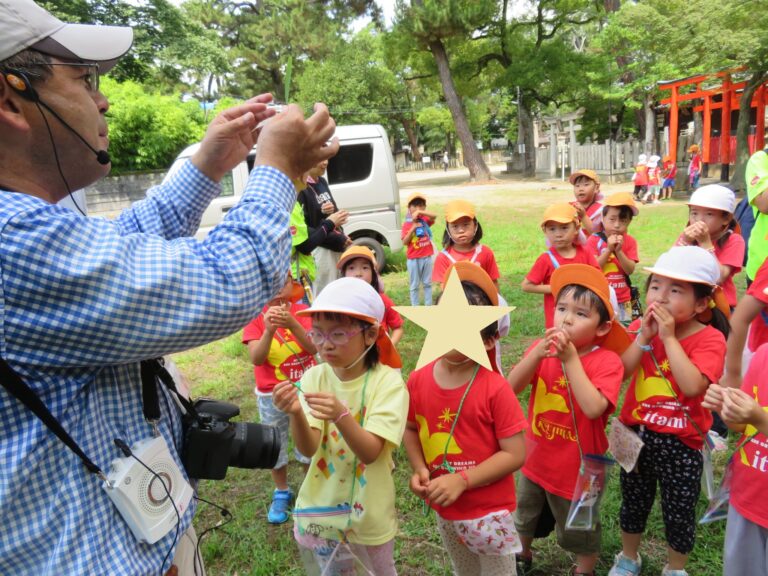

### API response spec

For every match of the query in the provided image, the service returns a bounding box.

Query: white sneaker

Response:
[661,564,688,576]
[608,552,642,576]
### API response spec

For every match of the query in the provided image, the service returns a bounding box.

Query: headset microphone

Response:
[3,69,110,165]
[35,99,111,165]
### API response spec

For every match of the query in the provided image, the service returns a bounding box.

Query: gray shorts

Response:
[725,505,768,576]
[258,393,311,469]
[514,474,601,555]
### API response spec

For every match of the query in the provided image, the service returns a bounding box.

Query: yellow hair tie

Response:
[708,299,716,309]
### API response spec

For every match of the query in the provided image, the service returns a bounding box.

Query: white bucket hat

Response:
[0,0,133,72]
[297,277,402,369]
[644,246,720,286]
[687,184,736,214]
[638,154,648,164]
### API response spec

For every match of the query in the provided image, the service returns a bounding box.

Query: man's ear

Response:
[596,320,612,339]
[0,75,33,133]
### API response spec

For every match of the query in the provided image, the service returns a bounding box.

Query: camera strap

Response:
[140,358,199,425]
[0,356,105,479]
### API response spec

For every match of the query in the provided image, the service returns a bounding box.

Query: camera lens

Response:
[230,422,280,470]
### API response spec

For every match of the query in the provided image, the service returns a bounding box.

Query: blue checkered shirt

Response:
[0,161,294,575]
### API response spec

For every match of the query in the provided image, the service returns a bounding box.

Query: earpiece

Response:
[2,67,110,166]
[2,68,38,102]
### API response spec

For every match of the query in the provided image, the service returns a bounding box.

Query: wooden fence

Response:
[535,139,645,183]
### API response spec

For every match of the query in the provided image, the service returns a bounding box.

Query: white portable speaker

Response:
[103,435,193,544]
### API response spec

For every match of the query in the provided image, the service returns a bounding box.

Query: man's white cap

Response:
[687,184,736,214]
[298,277,384,324]
[644,246,720,286]
[0,0,133,73]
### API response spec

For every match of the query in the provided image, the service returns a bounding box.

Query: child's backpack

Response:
[734,197,755,266]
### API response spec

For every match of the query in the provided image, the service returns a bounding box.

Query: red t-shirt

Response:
[731,345,768,529]
[525,245,600,328]
[619,321,726,449]
[648,166,661,186]
[520,344,622,500]
[432,244,500,284]
[663,160,677,179]
[586,233,639,303]
[242,302,316,394]
[634,165,649,186]
[401,217,435,259]
[675,231,745,307]
[380,292,403,332]
[747,260,768,352]
[407,361,527,520]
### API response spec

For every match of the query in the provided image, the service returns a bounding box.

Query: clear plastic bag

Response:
[699,458,733,525]
[701,444,716,501]
[608,419,644,473]
[566,454,615,531]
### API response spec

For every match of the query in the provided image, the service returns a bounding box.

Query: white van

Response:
[166,124,402,269]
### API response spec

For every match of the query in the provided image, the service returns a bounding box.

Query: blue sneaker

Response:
[267,489,293,524]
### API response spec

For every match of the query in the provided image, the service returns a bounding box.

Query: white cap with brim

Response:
[644,246,720,286]
[687,184,736,214]
[298,277,385,324]
[0,0,133,73]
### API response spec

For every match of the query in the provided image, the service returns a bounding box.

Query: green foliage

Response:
[102,77,208,173]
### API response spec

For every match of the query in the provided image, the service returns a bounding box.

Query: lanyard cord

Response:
[422,364,480,515]
[334,369,370,542]
[641,337,712,449]
[629,323,711,448]
[560,360,585,471]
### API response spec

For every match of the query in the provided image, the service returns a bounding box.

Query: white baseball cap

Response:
[687,184,736,214]
[644,246,720,286]
[297,277,402,368]
[0,0,133,73]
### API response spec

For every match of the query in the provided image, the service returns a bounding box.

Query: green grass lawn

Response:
[174,192,733,575]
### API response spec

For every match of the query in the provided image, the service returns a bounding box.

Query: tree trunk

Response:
[520,102,536,177]
[401,117,420,162]
[428,38,491,181]
[643,94,655,153]
[731,71,767,193]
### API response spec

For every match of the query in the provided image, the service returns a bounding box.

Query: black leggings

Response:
[619,428,703,554]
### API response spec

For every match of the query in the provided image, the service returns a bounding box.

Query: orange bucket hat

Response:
[550,264,632,355]
[442,261,499,306]
[444,199,476,223]
[603,192,639,216]
[568,169,600,185]
[541,203,580,227]
[337,245,377,271]
[297,277,402,368]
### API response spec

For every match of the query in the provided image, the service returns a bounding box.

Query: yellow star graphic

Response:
[556,376,568,389]
[439,407,457,425]
[659,359,671,373]
[394,268,513,370]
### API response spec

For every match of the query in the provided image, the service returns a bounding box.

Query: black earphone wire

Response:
[33,99,87,217]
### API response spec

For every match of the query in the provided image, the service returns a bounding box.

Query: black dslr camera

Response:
[182,399,280,480]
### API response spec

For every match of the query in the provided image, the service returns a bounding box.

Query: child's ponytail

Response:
[693,283,730,338]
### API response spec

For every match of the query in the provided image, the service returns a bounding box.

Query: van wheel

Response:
[352,237,386,273]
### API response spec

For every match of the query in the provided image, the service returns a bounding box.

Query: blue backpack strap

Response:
[545,250,560,269]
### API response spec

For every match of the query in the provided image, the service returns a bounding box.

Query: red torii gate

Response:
[658,70,767,180]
